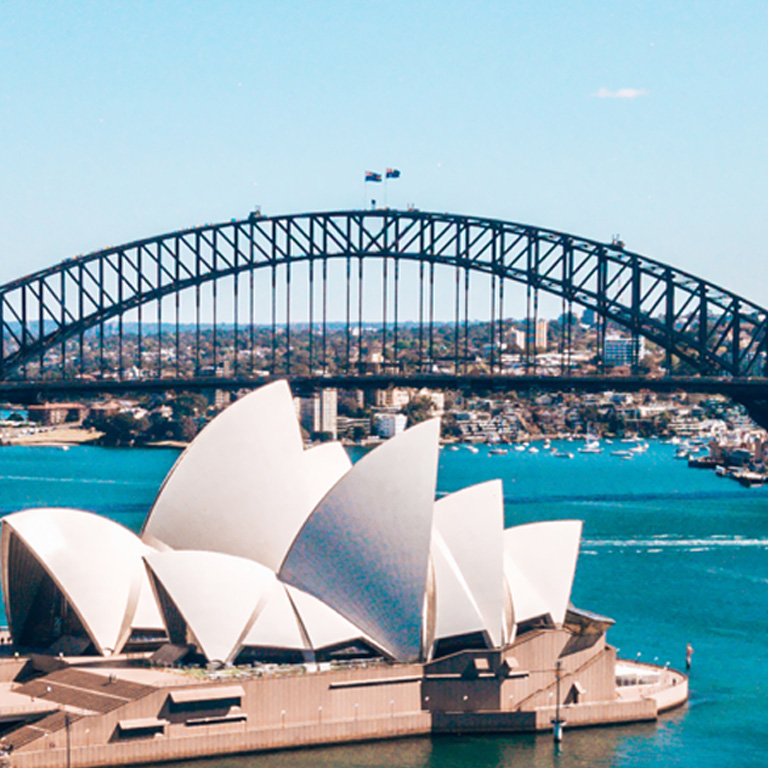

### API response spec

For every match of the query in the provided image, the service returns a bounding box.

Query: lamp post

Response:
[552,660,565,743]
[65,711,71,768]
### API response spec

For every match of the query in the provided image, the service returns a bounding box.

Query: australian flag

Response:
[365,171,382,182]
[386,168,401,179]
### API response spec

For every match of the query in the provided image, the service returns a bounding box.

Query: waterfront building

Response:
[417,387,445,416]
[335,415,372,441]
[26,402,89,425]
[374,387,411,410]
[374,411,407,438]
[0,381,687,767]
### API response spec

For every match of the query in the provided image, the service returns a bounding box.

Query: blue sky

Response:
[2,1,767,308]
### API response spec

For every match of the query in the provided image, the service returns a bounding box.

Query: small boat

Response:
[543,439,552,450]
[466,445,479,454]
[489,447,508,456]
[448,445,460,452]
[528,446,539,454]
[514,444,527,452]
[733,470,767,488]
[688,455,718,469]
[612,450,632,457]
[578,440,602,454]
[555,451,574,459]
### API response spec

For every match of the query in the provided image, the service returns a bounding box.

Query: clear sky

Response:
[2,1,767,307]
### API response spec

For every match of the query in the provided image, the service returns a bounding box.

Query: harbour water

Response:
[0,440,766,767]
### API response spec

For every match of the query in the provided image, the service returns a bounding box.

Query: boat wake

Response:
[582,536,768,550]
[0,474,142,485]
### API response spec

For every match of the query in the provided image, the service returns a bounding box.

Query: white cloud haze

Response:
[594,87,648,99]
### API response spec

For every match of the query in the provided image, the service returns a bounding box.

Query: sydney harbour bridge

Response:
[2,209,768,426]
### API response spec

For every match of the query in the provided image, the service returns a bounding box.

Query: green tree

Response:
[173,393,209,419]
[89,411,151,446]
[401,395,435,425]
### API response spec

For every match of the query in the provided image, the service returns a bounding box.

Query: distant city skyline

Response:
[2,1,767,310]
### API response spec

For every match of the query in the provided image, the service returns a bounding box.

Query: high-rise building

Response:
[510,328,526,351]
[604,336,645,367]
[514,319,548,352]
[297,388,338,438]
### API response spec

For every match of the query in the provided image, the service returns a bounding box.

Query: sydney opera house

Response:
[0,382,686,768]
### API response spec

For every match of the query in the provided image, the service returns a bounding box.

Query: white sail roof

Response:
[303,442,352,511]
[1,508,156,655]
[285,585,378,652]
[432,480,504,647]
[503,520,582,627]
[131,571,166,632]
[241,581,377,656]
[142,382,350,571]
[431,531,485,641]
[144,550,276,665]
[280,419,440,662]
[0,381,591,666]
[242,582,307,651]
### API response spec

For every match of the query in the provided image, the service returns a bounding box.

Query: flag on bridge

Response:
[386,168,401,179]
[365,171,382,182]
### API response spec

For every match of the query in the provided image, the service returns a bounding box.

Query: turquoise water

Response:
[0,440,766,767]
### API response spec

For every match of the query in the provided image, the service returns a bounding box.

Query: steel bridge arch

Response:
[1,209,767,380]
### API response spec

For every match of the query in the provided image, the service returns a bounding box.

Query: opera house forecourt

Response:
[0,381,687,768]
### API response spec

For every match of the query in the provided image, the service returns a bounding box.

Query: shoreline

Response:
[0,427,191,449]
[0,426,104,447]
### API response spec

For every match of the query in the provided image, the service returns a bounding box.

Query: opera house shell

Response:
[1,381,582,665]
[0,381,687,767]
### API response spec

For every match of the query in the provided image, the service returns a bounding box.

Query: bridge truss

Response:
[1,210,766,387]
